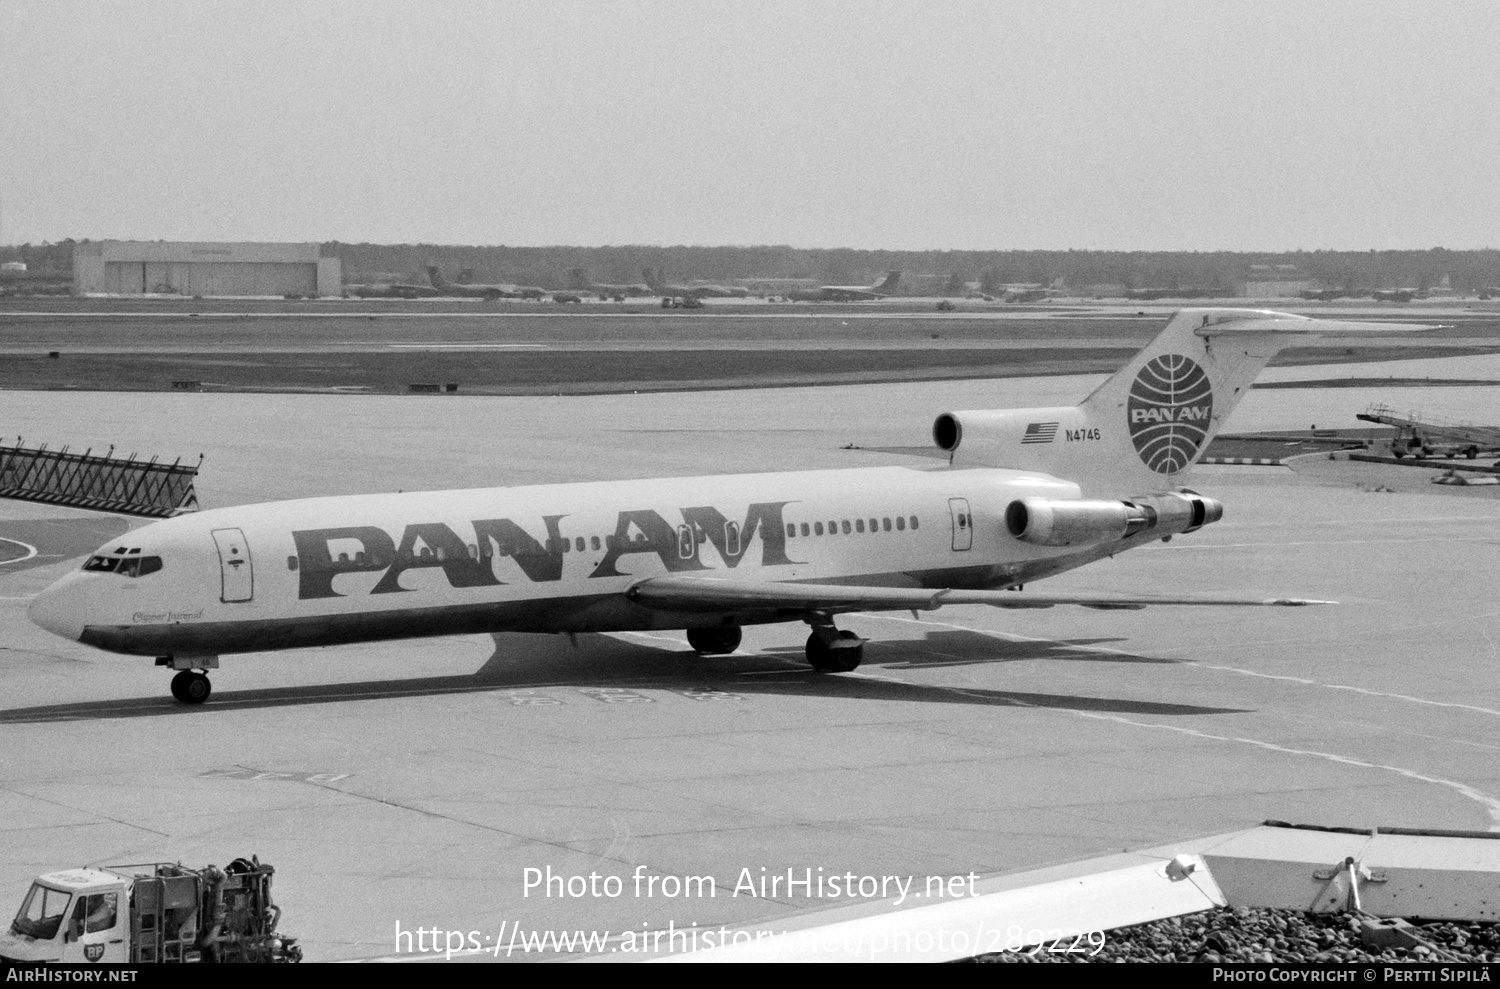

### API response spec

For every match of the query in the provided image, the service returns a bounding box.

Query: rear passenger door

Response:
[948,498,973,552]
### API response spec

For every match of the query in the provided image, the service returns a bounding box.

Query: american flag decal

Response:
[1022,422,1059,444]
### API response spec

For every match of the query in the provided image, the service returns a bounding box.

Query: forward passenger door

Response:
[211,528,254,602]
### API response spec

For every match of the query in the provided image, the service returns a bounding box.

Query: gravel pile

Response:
[971,907,1500,963]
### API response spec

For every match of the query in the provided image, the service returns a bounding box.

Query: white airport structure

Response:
[73,240,341,297]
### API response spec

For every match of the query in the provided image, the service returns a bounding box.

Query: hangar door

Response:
[100,261,317,296]
[184,262,316,296]
[103,262,147,294]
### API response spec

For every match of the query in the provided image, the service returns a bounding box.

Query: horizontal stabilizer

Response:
[627,575,1333,614]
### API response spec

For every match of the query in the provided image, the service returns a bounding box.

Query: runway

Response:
[2,357,1499,960]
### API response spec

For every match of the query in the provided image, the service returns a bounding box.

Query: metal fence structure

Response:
[0,440,200,517]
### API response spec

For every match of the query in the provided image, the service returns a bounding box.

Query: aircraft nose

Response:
[28,574,87,642]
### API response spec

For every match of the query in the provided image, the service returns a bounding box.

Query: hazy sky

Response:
[3,0,1498,250]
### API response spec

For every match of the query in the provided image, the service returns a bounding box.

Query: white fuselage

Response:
[30,465,1095,658]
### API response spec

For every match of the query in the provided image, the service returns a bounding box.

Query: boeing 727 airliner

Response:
[28,309,1431,703]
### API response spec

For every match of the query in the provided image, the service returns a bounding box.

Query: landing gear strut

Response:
[170,670,212,704]
[805,621,865,672]
[687,626,742,655]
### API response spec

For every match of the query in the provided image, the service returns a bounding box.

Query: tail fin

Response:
[642,268,664,291]
[425,265,449,290]
[936,308,1438,495]
[874,271,902,294]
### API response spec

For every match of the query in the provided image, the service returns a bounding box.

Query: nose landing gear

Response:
[157,655,219,705]
[170,670,212,704]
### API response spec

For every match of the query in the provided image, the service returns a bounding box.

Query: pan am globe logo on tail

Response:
[1128,354,1214,473]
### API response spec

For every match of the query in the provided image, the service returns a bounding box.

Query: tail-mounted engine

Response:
[1004,492,1222,547]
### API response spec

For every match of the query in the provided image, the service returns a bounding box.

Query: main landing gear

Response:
[157,656,218,705]
[687,626,742,655]
[805,620,865,672]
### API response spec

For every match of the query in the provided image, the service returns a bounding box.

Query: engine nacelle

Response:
[1005,493,1222,547]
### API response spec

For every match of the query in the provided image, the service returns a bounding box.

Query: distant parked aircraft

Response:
[426,266,545,300]
[642,269,750,299]
[786,271,903,303]
[567,268,651,298]
[1002,286,1055,303]
[344,281,440,300]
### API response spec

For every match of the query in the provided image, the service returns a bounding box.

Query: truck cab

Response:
[1,869,128,964]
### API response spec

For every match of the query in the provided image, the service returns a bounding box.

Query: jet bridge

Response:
[0,440,200,518]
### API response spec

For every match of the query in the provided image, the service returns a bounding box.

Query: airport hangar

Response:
[72,240,342,297]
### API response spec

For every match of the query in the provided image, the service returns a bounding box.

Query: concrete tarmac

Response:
[2,360,1499,961]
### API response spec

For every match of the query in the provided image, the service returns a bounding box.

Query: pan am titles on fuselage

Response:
[30,309,1433,703]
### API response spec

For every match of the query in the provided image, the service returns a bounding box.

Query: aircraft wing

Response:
[626,575,1332,613]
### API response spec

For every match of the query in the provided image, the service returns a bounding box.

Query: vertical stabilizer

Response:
[873,271,902,294]
[935,308,1437,495]
[425,265,449,290]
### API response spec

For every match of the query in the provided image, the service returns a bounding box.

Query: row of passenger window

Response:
[288,514,923,571]
[290,535,640,570]
[787,515,918,537]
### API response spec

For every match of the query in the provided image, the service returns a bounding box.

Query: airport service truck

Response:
[0,856,301,963]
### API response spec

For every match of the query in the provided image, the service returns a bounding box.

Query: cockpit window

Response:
[84,555,163,577]
[10,882,71,940]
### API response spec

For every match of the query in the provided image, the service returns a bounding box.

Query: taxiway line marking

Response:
[1221,514,1500,529]
[835,640,1500,830]
[865,612,1500,719]
[996,700,1500,830]
[1171,536,1484,550]
[0,538,39,566]
[1187,662,1500,720]
[856,612,1500,826]
[0,784,173,838]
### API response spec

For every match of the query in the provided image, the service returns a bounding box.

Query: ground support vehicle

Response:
[1,856,301,963]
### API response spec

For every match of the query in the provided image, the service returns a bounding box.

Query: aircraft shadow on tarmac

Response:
[0,630,1245,724]
[837,628,1180,670]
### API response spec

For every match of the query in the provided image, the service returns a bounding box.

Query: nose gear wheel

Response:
[170,669,212,704]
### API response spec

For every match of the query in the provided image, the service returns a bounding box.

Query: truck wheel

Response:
[171,670,211,704]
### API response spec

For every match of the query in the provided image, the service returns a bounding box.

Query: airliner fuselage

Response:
[30,466,1088,660]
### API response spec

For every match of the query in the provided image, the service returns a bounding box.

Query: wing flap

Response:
[626,576,1333,614]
